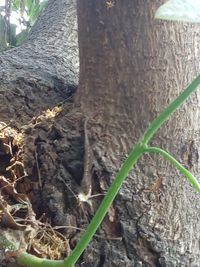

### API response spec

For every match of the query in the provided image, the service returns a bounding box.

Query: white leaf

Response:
[155,0,200,23]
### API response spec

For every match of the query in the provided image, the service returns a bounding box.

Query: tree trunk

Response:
[0,0,80,266]
[0,0,78,124]
[76,0,200,266]
[1,0,200,267]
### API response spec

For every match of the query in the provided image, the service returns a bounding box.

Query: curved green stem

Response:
[64,143,145,266]
[17,253,65,267]
[16,74,200,266]
[145,146,200,193]
[142,74,200,145]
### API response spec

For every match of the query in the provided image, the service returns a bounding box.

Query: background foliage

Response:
[0,0,48,51]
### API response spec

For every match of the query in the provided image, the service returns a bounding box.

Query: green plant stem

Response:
[16,74,200,267]
[17,253,65,267]
[142,74,200,145]
[64,143,145,267]
[145,146,200,193]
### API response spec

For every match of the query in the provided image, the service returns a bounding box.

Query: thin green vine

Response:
[64,75,200,266]
[142,74,200,145]
[17,253,65,267]
[144,146,200,193]
[64,143,145,267]
[14,74,200,267]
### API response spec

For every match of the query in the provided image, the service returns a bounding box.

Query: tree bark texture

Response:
[0,0,200,266]
[0,0,81,266]
[76,0,200,266]
[0,0,78,124]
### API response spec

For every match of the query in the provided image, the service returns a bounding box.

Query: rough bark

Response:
[76,0,200,266]
[0,0,78,124]
[1,0,200,267]
[0,0,81,266]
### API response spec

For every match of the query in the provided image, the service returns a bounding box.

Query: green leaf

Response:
[16,29,29,46]
[0,14,7,51]
[11,0,21,11]
[155,0,200,23]
[20,0,26,17]
[9,23,17,47]
[29,3,40,25]
[28,0,47,25]
[26,0,33,12]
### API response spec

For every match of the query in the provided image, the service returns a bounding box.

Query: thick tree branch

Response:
[0,0,79,123]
